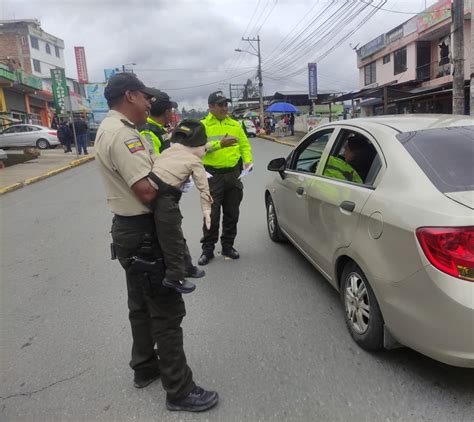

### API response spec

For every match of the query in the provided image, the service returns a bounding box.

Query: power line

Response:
[359,0,450,15]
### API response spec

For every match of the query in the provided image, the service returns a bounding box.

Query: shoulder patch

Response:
[125,138,145,153]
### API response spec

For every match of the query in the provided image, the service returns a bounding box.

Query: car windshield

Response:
[397,126,474,193]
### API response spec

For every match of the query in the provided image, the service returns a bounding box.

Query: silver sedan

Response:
[265,114,474,368]
[0,124,60,149]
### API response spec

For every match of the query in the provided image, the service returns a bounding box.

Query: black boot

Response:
[166,386,219,412]
[162,278,196,294]
[186,266,205,278]
[222,247,240,260]
[198,251,214,266]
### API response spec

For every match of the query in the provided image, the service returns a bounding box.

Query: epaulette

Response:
[121,119,136,129]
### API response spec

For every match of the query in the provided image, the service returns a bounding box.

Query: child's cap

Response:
[171,119,207,147]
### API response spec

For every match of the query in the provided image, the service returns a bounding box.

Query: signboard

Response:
[358,34,385,59]
[417,0,451,33]
[104,68,118,82]
[84,83,108,112]
[74,46,89,83]
[308,63,318,99]
[50,68,69,115]
[386,26,403,44]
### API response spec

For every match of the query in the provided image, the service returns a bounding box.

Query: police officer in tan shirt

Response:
[95,73,218,412]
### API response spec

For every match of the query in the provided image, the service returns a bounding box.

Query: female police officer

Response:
[95,73,218,412]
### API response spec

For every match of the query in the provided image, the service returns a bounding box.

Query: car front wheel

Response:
[266,195,286,242]
[36,139,50,149]
[341,262,383,350]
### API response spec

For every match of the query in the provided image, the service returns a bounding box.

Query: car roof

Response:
[325,114,474,134]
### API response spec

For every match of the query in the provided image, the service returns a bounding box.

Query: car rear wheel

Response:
[341,262,383,350]
[36,138,50,149]
[266,195,286,242]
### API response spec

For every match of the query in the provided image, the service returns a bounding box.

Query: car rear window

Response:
[396,126,474,193]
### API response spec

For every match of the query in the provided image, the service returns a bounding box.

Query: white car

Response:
[240,119,257,137]
[0,124,60,149]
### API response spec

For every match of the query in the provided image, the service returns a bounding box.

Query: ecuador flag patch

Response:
[125,139,145,153]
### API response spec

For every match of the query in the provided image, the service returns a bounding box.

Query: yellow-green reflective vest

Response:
[323,156,363,184]
[140,117,168,155]
[201,113,253,168]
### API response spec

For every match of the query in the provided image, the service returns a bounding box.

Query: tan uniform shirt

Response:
[95,110,155,216]
[152,143,213,213]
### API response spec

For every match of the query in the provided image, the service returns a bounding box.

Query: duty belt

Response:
[205,163,240,174]
[147,172,182,201]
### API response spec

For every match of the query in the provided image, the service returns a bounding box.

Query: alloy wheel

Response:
[344,272,370,334]
[267,201,276,235]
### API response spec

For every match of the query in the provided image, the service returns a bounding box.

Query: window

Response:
[55,46,60,58]
[32,59,41,73]
[4,125,28,133]
[397,127,474,193]
[45,43,51,54]
[291,129,334,173]
[383,54,391,64]
[323,129,380,185]
[30,36,39,49]
[438,35,450,66]
[364,62,376,86]
[394,47,407,75]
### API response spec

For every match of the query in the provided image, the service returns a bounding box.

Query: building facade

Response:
[354,0,472,115]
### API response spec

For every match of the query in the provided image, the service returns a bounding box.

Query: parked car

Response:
[265,115,474,368]
[0,124,60,149]
[239,119,257,137]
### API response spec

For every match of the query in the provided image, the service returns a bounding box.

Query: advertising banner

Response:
[308,63,318,99]
[104,68,118,82]
[417,0,451,33]
[74,47,89,83]
[84,83,108,112]
[50,68,69,115]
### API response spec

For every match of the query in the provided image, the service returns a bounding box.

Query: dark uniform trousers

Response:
[153,193,192,281]
[111,214,195,400]
[201,167,243,253]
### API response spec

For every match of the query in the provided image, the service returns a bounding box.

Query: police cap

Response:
[104,73,158,100]
[171,119,207,147]
[208,90,231,105]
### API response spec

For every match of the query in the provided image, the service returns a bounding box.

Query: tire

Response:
[36,139,50,149]
[341,262,384,350]
[266,195,286,242]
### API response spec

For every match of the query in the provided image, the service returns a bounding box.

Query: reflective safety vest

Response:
[201,113,253,169]
[140,117,169,155]
[323,156,363,184]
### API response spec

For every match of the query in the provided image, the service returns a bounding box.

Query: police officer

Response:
[95,73,218,412]
[198,91,253,265]
[139,90,177,155]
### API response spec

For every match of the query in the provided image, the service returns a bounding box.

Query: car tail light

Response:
[48,131,57,136]
[416,227,474,281]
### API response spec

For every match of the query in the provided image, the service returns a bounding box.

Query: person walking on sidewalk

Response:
[288,113,295,136]
[140,91,177,155]
[95,72,218,413]
[70,116,89,155]
[57,120,73,153]
[198,90,253,265]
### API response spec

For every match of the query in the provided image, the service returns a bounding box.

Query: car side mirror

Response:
[267,157,286,172]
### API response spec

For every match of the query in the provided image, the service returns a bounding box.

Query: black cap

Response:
[151,90,178,109]
[171,119,207,147]
[104,73,157,101]
[208,90,231,104]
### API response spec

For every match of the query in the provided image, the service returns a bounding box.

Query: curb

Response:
[0,155,95,195]
[258,134,297,148]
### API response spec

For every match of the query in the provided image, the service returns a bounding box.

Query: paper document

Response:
[238,163,254,179]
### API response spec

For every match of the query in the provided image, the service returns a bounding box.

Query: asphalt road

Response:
[1,138,473,422]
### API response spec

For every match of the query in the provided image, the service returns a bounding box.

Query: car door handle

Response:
[296,186,305,195]
[340,201,355,212]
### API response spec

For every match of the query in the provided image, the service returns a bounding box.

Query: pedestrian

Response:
[289,113,295,136]
[148,119,213,294]
[70,116,88,155]
[140,90,177,155]
[198,90,253,265]
[57,119,73,153]
[95,72,218,412]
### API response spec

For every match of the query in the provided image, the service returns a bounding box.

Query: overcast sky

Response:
[2,0,437,110]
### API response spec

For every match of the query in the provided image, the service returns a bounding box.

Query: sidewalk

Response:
[258,131,304,147]
[0,148,95,195]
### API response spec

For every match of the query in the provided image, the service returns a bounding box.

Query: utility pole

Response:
[452,0,465,114]
[470,0,474,116]
[240,36,264,120]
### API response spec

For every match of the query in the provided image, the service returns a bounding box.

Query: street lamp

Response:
[235,35,264,121]
[122,62,137,74]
